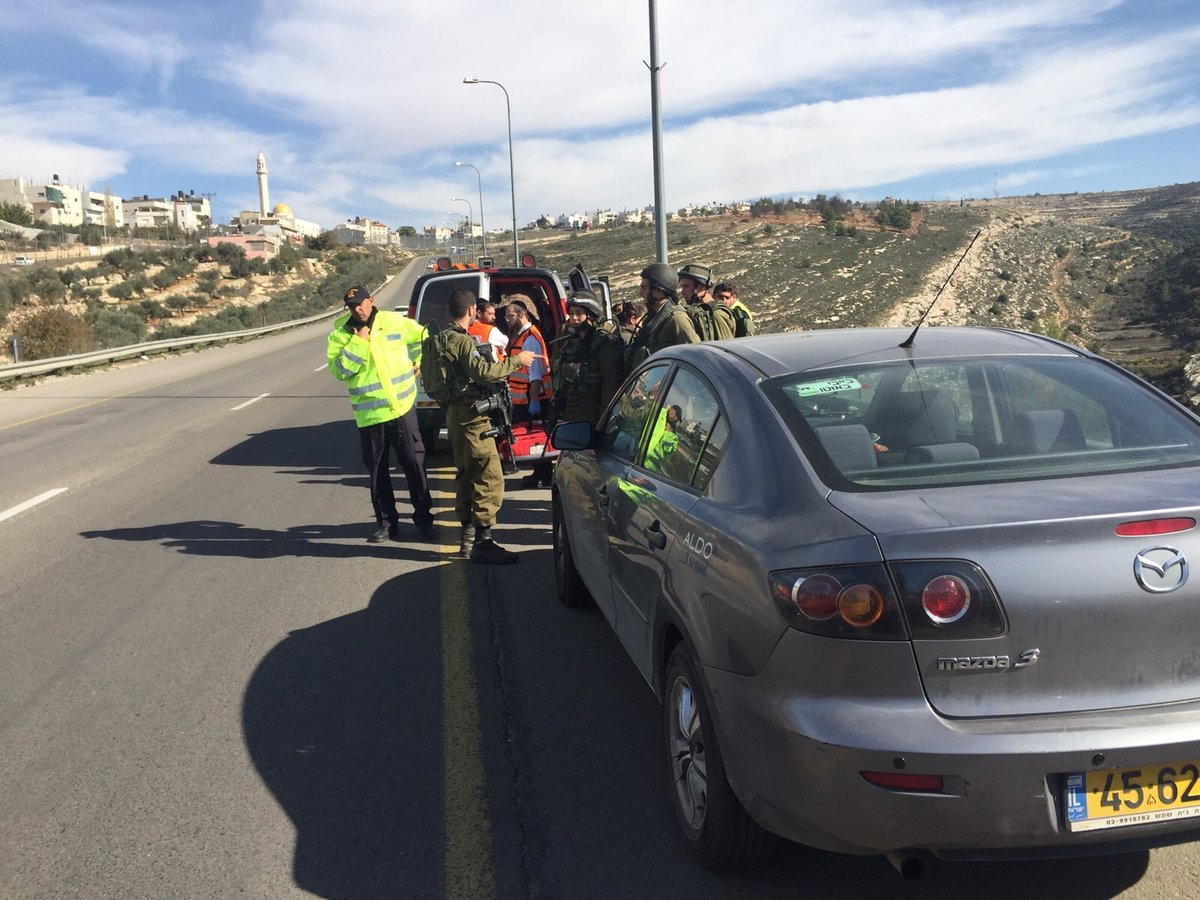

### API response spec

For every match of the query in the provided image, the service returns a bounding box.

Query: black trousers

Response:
[358,410,433,528]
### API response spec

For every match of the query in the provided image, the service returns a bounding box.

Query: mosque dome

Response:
[272,202,293,217]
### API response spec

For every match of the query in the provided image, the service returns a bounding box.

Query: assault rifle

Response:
[473,342,518,470]
[476,384,515,446]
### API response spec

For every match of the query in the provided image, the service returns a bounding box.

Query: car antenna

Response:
[899,229,981,349]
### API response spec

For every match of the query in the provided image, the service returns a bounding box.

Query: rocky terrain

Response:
[5,182,1199,400]
[527,182,1200,401]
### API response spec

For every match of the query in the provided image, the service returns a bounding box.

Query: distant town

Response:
[0,151,763,263]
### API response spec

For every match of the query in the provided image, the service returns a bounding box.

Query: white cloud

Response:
[9,0,190,91]
[1,0,1197,227]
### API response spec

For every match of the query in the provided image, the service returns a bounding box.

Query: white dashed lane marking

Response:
[0,488,68,523]
[229,393,270,411]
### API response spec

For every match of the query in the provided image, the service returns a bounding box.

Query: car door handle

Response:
[644,520,667,550]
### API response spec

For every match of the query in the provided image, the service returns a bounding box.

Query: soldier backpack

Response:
[420,330,464,405]
[731,304,755,337]
[684,302,718,342]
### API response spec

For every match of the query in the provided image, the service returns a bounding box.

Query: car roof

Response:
[663,326,1088,379]
[421,266,562,280]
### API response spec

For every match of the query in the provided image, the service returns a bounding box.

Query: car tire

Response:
[552,498,593,608]
[663,644,777,871]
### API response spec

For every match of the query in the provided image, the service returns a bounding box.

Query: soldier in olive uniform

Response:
[521,290,625,488]
[434,288,537,563]
[617,299,647,347]
[624,262,700,374]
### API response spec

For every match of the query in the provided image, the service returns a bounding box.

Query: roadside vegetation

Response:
[526,183,1200,401]
[0,241,395,362]
[5,182,1200,402]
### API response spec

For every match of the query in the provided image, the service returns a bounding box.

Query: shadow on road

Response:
[228,540,1155,900]
[241,565,449,899]
[210,420,359,473]
[79,519,444,561]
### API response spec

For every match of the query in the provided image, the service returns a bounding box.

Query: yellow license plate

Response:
[1064,760,1200,832]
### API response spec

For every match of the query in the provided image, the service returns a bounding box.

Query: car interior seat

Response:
[1009,408,1087,454]
[906,442,981,463]
[872,391,958,451]
[815,424,878,473]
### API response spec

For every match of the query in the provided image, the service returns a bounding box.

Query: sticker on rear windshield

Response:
[796,377,862,396]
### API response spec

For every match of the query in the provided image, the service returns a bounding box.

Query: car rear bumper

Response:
[703,630,1200,857]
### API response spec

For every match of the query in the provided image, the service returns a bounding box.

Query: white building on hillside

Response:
[85,190,124,229]
[123,196,173,229]
[10,176,87,226]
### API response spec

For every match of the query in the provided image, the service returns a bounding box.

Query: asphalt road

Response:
[2,263,1199,898]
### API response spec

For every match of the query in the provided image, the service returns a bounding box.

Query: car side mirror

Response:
[552,420,594,451]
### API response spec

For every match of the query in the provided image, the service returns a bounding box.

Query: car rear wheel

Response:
[552,498,592,608]
[664,644,777,871]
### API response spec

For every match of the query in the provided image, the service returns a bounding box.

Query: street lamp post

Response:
[463,77,518,266]
[455,161,486,258]
[445,212,466,261]
[450,197,475,261]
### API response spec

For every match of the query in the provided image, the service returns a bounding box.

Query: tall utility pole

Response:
[647,0,668,263]
[201,192,217,233]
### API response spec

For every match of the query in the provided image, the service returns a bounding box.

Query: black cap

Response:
[344,285,371,306]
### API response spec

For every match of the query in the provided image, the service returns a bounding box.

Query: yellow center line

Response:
[434,469,495,899]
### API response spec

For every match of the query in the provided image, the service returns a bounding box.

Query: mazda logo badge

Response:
[1133,546,1188,594]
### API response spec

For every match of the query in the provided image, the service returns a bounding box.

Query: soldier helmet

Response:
[676,263,713,288]
[640,262,678,297]
[567,290,603,320]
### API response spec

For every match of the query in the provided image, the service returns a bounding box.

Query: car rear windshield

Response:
[764,355,1200,490]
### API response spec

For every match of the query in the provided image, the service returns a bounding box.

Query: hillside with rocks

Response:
[5,182,1199,403]
[0,242,409,366]
[527,182,1200,402]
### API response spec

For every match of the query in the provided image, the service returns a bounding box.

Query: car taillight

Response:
[770,565,906,639]
[1115,517,1195,536]
[839,583,886,627]
[889,561,1007,638]
[860,771,945,793]
[921,575,971,624]
[791,574,839,620]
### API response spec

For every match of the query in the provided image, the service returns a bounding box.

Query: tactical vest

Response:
[553,329,614,396]
[730,301,755,337]
[684,302,718,342]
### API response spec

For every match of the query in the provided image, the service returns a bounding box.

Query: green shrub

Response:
[107,281,137,301]
[139,299,170,318]
[18,307,98,358]
[87,307,147,348]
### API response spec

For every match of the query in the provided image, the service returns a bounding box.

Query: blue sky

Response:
[1,0,1198,232]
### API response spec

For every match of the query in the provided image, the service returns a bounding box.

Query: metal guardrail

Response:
[0,276,395,383]
[0,308,342,382]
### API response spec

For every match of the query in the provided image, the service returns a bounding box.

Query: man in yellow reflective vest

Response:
[327,284,435,542]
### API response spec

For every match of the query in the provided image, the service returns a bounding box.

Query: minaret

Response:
[256,151,269,217]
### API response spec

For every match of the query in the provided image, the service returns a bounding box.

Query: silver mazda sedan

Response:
[550,326,1200,875]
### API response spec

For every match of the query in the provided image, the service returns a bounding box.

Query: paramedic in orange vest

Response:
[468,298,508,359]
[502,294,551,423]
